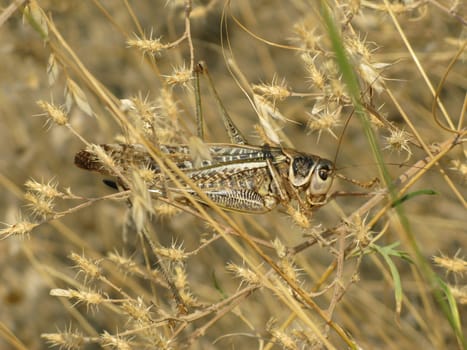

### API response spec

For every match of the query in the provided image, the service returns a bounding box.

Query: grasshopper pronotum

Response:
[74,63,337,216]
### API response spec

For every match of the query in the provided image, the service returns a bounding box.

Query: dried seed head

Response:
[127,32,167,56]
[41,329,84,350]
[357,60,388,94]
[252,76,291,102]
[346,214,372,248]
[342,0,362,16]
[165,64,192,87]
[173,264,188,290]
[0,220,38,239]
[107,251,143,276]
[301,53,326,90]
[226,263,261,287]
[307,104,342,140]
[254,94,290,124]
[69,252,102,283]
[134,165,158,186]
[384,128,413,161]
[156,89,181,144]
[433,252,466,276]
[272,238,287,259]
[24,192,55,220]
[292,22,321,51]
[100,331,132,350]
[125,94,157,122]
[155,243,187,262]
[121,297,153,323]
[346,35,373,62]
[154,203,181,217]
[129,95,158,135]
[173,264,198,307]
[25,179,62,199]
[50,288,106,310]
[130,170,153,233]
[266,319,298,350]
[345,35,389,93]
[37,100,68,126]
[322,59,339,77]
[328,79,348,103]
[91,144,117,171]
[279,258,300,285]
[123,92,178,143]
[286,206,310,228]
[448,284,467,305]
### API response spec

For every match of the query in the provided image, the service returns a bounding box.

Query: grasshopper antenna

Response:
[333,108,379,189]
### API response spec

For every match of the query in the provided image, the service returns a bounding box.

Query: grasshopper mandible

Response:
[74,64,336,215]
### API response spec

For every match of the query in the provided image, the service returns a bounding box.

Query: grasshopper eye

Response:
[308,160,334,195]
[318,168,329,181]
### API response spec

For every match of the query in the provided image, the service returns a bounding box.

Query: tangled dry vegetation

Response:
[0,0,466,349]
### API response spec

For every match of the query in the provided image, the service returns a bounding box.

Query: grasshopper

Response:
[75,143,335,214]
[74,64,336,215]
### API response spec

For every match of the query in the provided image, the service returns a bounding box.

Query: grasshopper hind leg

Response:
[194,62,247,145]
[150,187,277,214]
[203,189,277,213]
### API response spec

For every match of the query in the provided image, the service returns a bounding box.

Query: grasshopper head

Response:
[285,150,335,204]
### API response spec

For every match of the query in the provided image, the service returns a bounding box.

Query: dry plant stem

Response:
[383,0,455,130]
[0,322,28,350]
[158,0,195,71]
[367,132,466,229]
[459,95,467,131]
[183,294,248,348]
[123,0,145,36]
[225,1,308,53]
[2,169,166,306]
[153,196,274,250]
[169,285,259,344]
[363,103,421,148]
[22,247,99,337]
[48,191,130,222]
[273,236,365,346]
[426,0,467,25]
[432,41,467,132]
[386,87,465,205]
[236,2,277,75]
[0,0,26,27]
[90,0,129,37]
[98,0,165,80]
[326,232,345,320]
[140,227,188,314]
